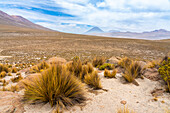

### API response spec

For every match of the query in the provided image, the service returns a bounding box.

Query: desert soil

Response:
[23,72,170,113]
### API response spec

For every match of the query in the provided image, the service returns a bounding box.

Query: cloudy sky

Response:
[0,0,170,33]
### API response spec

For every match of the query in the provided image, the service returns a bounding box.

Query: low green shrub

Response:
[158,56,170,92]
[99,63,114,70]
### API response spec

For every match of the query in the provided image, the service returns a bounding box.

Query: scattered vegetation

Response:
[8,72,12,76]
[118,57,132,68]
[0,71,7,78]
[104,69,117,78]
[147,59,161,69]
[92,57,105,67]
[117,106,136,113]
[2,79,9,86]
[23,64,86,108]
[7,85,19,92]
[0,64,9,73]
[158,56,170,92]
[84,71,102,89]
[11,74,23,83]
[99,63,114,70]
[122,61,143,82]
[12,67,17,73]
[29,60,50,73]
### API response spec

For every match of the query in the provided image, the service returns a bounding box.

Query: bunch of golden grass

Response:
[23,64,86,108]
[2,79,9,86]
[30,60,50,73]
[122,61,142,82]
[118,57,132,68]
[8,73,12,76]
[147,59,161,68]
[7,85,19,92]
[11,74,23,83]
[117,106,136,113]
[0,71,7,78]
[87,63,94,73]
[0,64,9,73]
[92,57,105,67]
[12,67,17,73]
[67,57,83,79]
[72,57,82,77]
[104,69,117,78]
[84,71,102,89]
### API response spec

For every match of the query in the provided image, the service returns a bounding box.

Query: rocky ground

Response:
[0,57,169,113]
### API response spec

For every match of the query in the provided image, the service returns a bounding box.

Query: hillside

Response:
[0,10,51,31]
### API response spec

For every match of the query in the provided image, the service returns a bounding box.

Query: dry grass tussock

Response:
[117,106,136,113]
[122,60,143,83]
[84,71,102,89]
[23,63,86,109]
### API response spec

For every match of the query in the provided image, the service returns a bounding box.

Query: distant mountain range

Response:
[85,27,170,40]
[0,10,51,31]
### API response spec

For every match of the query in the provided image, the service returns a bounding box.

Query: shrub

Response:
[111,69,117,78]
[87,63,94,73]
[2,79,9,86]
[72,57,82,77]
[118,57,132,68]
[30,60,50,73]
[81,65,88,80]
[84,71,102,89]
[67,57,83,79]
[122,61,142,82]
[11,74,23,83]
[104,69,111,77]
[99,63,114,70]
[23,64,86,108]
[0,71,7,78]
[8,73,12,76]
[104,69,117,78]
[0,64,9,73]
[147,60,161,69]
[92,57,105,67]
[7,85,19,92]
[12,67,17,73]
[16,72,21,75]
[117,106,136,113]
[158,57,170,92]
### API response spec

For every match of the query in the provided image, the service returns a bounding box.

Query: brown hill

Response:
[0,10,51,31]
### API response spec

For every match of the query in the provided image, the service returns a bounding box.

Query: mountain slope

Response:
[85,27,104,34]
[0,10,51,31]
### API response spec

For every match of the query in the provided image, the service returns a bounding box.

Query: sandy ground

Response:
[24,71,170,113]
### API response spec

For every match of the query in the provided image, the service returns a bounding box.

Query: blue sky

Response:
[0,0,170,33]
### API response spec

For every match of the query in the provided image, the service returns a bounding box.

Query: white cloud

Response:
[96,2,106,7]
[0,0,170,33]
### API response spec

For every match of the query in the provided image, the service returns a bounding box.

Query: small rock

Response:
[106,56,120,65]
[47,57,67,64]
[120,100,127,105]
[161,100,165,103]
